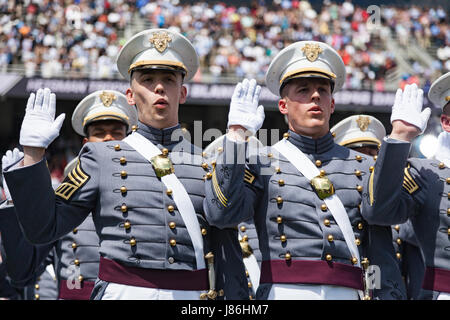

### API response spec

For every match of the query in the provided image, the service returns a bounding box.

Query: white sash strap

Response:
[124,132,205,270]
[238,234,260,293]
[272,139,361,267]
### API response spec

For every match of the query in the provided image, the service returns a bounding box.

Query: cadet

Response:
[331,114,408,300]
[203,40,430,299]
[4,28,246,300]
[0,90,137,299]
[389,72,450,299]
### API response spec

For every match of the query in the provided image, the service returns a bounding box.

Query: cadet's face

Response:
[126,70,187,129]
[84,120,127,143]
[441,103,450,132]
[279,78,335,139]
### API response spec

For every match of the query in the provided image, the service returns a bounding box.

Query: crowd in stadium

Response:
[0,0,448,91]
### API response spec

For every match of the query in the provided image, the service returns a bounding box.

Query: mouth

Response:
[153,98,169,109]
[308,105,323,114]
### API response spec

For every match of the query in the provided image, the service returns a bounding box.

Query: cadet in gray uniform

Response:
[331,115,407,300]
[390,72,450,299]
[3,28,246,300]
[0,90,137,300]
[203,41,431,299]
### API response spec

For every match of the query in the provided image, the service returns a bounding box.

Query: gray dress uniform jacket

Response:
[204,131,412,299]
[396,158,450,299]
[0,201,99,299]
[4,122,246,299]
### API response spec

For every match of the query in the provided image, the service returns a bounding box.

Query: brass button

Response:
[448,192,450,199]
[120,186,127,194]
[324,219,331,227]
[201,163,208,169]
[356,185,363,192]
[276,196,283,204]
[396,252,401,260]
[211,160,216,167]
[280,234,287,242]
[351,257,358,265]
[168,205,175,213]
[35,284,40,290]
[74,259,80,266]
[396,238,402,245]
[242,235,249,242]
[169,222,176,229]
[321,204,327,211]
[448,228,450,235]
[331,132,336,138]
[73,228,78,234]
[248,281,252,288]
[447,208,450,216]
[283,132,290,139]
[325,254,332,261]
[114,144,121,151]
[131,125,138,132]
[275,167,281,173]
[121,204,128,213]
[130,238,136,246]
[71,242,77,249]
[120,157,127,164]
[162,148,169,156]
[357,222,363,230]
[267,153,273,158]
[276,216,283,224]
[170,239,176,247]
[315,160,322,167]
[355,238,361,246]
[217,147,223,153]
[355,155,362,161]
[394,225,400,231]
[278,179,285,186]
[240,226,246,232]
[202,152,207,158]
[201,228,207,236]
[120,170,127,178]
[319,169,326,177]
[168,257,175,264]
[447,178,450,184]
[439,162,445,169]
[124,220,131,229]
[78,275,84,282]
[285,252,291,260]
[35,294,40,300]
[369,166,374,173]
[373,155,378,161]
[245,270,249,277]
[327,235,334,242]
[166,188,173,196]
[205,172,212,180]
[355,170,361,177]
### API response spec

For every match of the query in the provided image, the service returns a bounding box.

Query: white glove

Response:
[2,148,24,202]
[19,87,66,148]
[435,131,450,166]
[227,78,265,135]
[390,83,431,134]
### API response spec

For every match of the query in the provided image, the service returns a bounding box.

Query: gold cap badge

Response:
[99,91,117,107]
[356,116,371,132]
[301,43,323,62]
[149,31,172,53]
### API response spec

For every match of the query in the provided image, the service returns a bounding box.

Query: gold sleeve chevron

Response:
[402,164,419,194]
[55,160,90,201]
[211,164,228,208]
[244,169,255,185]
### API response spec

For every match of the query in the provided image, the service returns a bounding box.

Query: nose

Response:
[102,133,115,142]
[154,81,165,94]
[311,87,321,100]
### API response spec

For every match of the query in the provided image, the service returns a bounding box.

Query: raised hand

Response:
[227,78,265,135]
[2,148,24,202]
[390,83,431,142]
[19,88,66,148]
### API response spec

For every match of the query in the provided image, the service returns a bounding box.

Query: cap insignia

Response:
[149,32,172,53]
[301,43,323,62]
[356,116,371,132]
[100,91,117,107]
